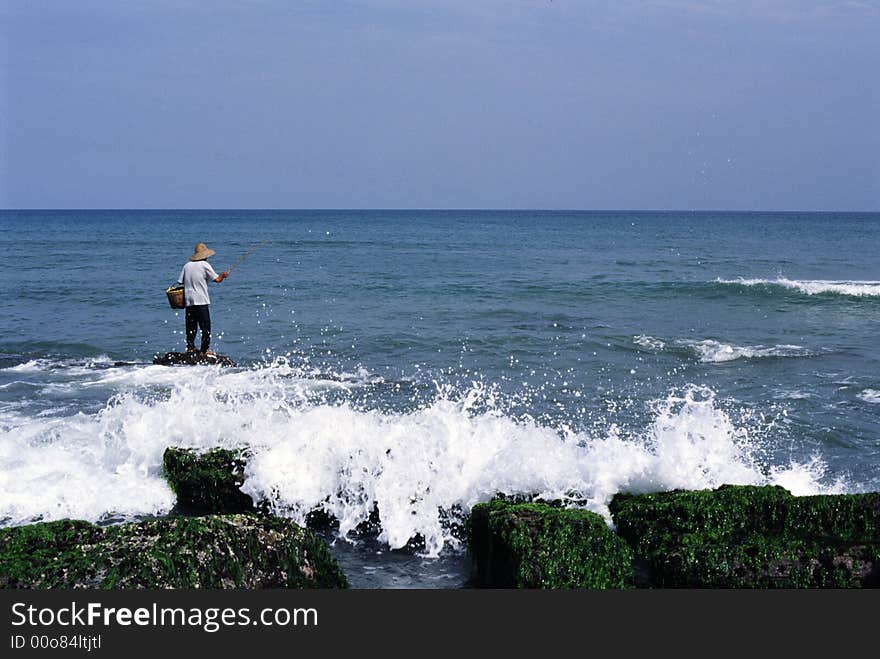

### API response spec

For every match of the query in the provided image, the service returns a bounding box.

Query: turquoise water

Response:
[2,210,879,585]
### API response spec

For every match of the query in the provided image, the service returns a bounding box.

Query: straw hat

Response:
[189,242,216,261]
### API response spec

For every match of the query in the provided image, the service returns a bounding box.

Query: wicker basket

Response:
[165,285,186,309]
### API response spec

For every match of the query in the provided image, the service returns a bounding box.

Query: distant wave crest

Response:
[633,335,666,351]
[633,335,813,363]
[858,389,880,404]
[2,356,116,373]
[716,278,880,297]
[680,339,812,364]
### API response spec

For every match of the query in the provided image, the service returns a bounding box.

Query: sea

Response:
[1,209,879,587]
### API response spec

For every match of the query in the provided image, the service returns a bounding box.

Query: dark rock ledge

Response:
[470,486,880,588]
[469,497,634,588]
[0,514,348,589]
[163,446,255,514]
[608,485,880,588]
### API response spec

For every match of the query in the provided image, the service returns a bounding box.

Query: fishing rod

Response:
[166,240,271,308]
[227,240,271,274]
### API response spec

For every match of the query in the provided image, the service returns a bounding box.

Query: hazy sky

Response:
[1,1,878,210]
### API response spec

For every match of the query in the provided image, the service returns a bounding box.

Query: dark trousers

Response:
[185,305,212,352]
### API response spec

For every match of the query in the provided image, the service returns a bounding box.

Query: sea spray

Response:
[0,360,845,556]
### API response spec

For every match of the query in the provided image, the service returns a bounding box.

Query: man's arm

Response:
[214,271,229,283]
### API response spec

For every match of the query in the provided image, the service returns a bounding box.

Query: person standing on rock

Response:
[178,242,229,356]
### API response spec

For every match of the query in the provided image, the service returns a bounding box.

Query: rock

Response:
[609,485,880,588]
[161,447,436,546]
[153,351,236,367]
[0,515,348,589]
[469,497,634,588]
[163,447,255,514]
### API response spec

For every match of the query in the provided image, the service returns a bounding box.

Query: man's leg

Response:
[197,306,212,353]
[185,307,197,351]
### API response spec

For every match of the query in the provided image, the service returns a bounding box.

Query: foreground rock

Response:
[469,497,634,588]
[164,447,255,514]
[610,485,880,588]
[162,447,394,539]
[0,515,348,589]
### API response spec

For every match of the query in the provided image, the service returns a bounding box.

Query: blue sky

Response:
[1,1,878,210]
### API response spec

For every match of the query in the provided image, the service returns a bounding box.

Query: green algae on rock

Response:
[469,498,634,588]
[161,447,414,541]
[163,447,254,514]
[0,515,348,589]
[609,485,880,588]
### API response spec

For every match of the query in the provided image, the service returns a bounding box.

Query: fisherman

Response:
[177,242,229,356]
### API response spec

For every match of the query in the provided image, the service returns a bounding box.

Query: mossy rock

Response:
[163,447,255,514]
[469,498,634,588]
[653,535,880,588]
[0,515,348,589]
[609,485,880,588]
[162,447,459,546]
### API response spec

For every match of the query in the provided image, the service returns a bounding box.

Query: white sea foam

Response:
[0,362,846,556]
[3,355,116,373]
[633,335,666,351]
[680,339,811,363]
[775,390,814,400]
[4,359,57,373]
[717,278,880,297]
[857,389,880,404]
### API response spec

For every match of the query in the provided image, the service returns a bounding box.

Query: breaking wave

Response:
[633,335,666,351]
[680,339,812,363]
[633,336,814,363]
[0,360,847,556]
[716,278,880,298]
[2,355,121,374]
